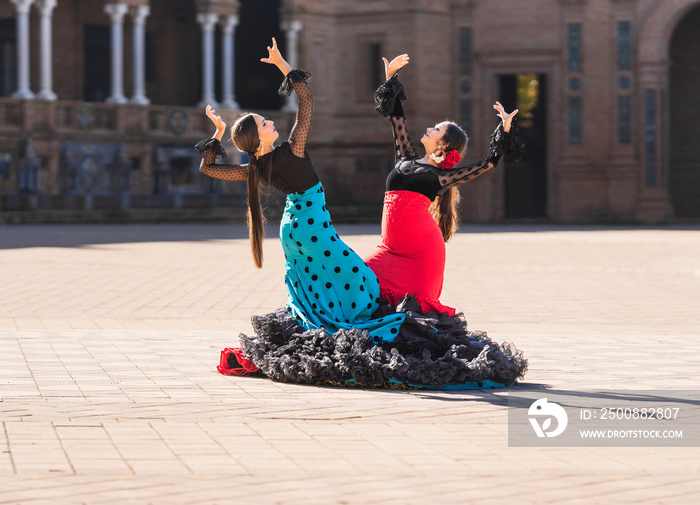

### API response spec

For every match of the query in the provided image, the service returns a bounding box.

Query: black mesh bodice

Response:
[375,75,524,201]
[196,70,319,195]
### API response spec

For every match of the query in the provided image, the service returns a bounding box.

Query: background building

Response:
[1,0,699,223]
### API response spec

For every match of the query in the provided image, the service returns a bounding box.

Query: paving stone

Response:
[0,224,699,503]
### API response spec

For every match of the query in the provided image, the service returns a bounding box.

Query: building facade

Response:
[1,0,699,222]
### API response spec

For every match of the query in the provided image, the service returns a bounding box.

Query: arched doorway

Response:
[669,5,700,218]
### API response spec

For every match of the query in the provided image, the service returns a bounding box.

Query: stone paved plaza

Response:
[0,223,699,504]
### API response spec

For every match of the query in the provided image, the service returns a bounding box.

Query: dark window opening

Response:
[83,25,111,102]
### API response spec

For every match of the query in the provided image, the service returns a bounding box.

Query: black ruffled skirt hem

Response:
[239,296,528,389]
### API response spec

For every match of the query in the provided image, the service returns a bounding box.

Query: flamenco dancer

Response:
[365,54,525,316]
[198,42,527,389]
[196,38,405,349]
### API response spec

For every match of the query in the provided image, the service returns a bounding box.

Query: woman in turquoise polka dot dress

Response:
[196,38,404,343]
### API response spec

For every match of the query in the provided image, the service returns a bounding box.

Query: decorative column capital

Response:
[197,12,220,32]
[10,0,35,15]
[222,15,239,35]
[131,5,150,25]
[37,0,57,16]
[105,3,129,23]
[283,20,303,35]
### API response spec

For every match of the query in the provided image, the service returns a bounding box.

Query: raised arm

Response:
[375,55,418,163]
[195,105,248,181]
[281,71,313,158]
[435,115,525,195]
[261,38,312,158]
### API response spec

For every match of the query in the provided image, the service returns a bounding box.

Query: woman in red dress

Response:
[365,54,524,316]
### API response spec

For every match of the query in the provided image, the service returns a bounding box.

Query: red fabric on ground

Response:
[217,347,260,376]
[364,190,456,317]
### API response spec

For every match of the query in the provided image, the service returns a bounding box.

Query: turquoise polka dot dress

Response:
[281,182,405,341]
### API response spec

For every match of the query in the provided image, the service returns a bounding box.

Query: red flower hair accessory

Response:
[438,150,461,170]
[217,347,260,376]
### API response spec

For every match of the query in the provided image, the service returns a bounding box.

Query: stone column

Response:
[221,15,239,109]
[282,20,303,112]
[130,5,150,105]
[10,0,36,100]
[104,3,129,104]
[37,0,57,100]
[197,13,219,108]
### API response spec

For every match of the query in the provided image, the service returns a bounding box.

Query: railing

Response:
[0,97,295,139]
[0,100,23,128]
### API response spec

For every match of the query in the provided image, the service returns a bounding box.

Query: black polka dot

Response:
[312,303,317,309]
[306,201,312,207]
[311,236,318,242]
[324,250,331,257]
[294,260,297,265]
[305,266,310,273]
[296,241,302,247]
[288,233,293,239]
[295,204,301,210]
[457,170,464,175]
[308,218,314,225]
[334,267,341,273]
[345,319,349,323]
[343,250,349,256]
[323,222,329,228]
[345,284,350,290]
[325,282,331,289]
[352,267,359,273]
[360,285,365,291]
[329,302,334,308]
[442,179,447,184]
[320,310,325,315]
[352,302,356,308]
[322,206,326,211]
[294,281,298,288]
[397,124,403,131]
[308,256,313,262]
[400,135,405,141]
[331,236,336,242]
[293,223,299,228]
[315,293,319,299]
[391,328,398,334]
[312,274,318,281]
[308,286,313,292]
[367,303,372,309]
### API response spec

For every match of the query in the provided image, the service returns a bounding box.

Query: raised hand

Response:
[493,101,519,132]
[382,54,410,81]
[260,37,292,75]
[206,105,226,140]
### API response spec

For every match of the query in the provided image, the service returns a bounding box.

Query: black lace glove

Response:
[278,69,313,97]
[489,117,526,166]
[375,75,406,118]
[194,138,227,159]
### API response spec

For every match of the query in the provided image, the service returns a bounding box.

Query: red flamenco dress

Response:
[365,74,525,316]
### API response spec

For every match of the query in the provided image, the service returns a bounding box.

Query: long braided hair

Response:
[231,113,267,268]
[429,122,468,242]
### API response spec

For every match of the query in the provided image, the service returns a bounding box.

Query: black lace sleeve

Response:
[279,69,313,158]
[435,120,526,195]
[375,75,418,163]
[195,138,248,182]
